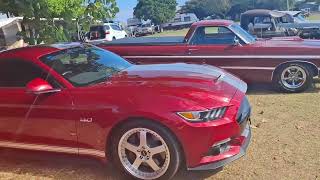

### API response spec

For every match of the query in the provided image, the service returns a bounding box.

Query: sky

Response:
[115,0,188,22]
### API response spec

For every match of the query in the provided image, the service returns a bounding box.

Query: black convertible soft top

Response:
[241,9,286,18]
[91,36,187,46]
[240,9,287,30]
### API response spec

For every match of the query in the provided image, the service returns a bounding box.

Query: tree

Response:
[180,0,231,20]
[255,0,296,10]
[226,0,252,20]
[0,0,119,44]
[0,0,16,17]
[230,0,252,11]
[180,0,297,20]
[134,0,177,25]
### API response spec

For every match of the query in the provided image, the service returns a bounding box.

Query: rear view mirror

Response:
[26,78,61,95]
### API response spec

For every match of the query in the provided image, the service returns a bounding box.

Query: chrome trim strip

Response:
[124,55,320,59]
[212,138,231,147]
[0,141,105,158]
[79,148,105,157]
[0,141,77,154]
[220,66,275,70]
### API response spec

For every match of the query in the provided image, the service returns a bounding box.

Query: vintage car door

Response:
[0,59,78,153]
[186,26,260,82]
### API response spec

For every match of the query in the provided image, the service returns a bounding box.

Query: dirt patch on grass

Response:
[0,83,319,180]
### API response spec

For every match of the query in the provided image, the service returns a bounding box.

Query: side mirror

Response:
[233,37,242,47]
[26,78,61,95]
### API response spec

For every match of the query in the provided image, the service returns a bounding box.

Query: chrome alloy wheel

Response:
[281,66,307,89]
[118,128,170,179]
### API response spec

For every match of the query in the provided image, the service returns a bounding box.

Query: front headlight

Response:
[177,107,227,123]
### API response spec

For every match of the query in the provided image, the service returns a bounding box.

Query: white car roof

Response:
[103,23,119,26]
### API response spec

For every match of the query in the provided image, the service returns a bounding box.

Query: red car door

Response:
[0,59,77,153]
[0,88,35,141]
[186,26,256,82]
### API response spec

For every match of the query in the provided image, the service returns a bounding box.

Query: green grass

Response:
[147,28,189,37]
[307,13,320,21]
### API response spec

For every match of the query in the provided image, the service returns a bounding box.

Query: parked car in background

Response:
[241,9,295,38]
[0,43,251,180]
[162,13,199,30]
[241,9,320,39]
[95,20,320,93]
[281,11,309,23]
[127,17,143,37]
[204,14,224,20]
[280,10,320,39]
[135,23,157,36]
[88,23,128,41]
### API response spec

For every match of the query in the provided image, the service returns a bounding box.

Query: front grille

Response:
[236,96,251,124]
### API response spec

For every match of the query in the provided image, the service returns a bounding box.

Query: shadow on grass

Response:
[247,80,320,95]
[0,149,222,180]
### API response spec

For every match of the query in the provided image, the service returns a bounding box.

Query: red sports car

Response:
[0,43,251,180]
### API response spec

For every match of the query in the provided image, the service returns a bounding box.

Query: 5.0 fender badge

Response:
[80,118,93,123]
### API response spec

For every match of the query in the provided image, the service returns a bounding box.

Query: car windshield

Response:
[141,24,151,27]
[229,24,256,44]
[295,14,307,22]
[41,45,132,87]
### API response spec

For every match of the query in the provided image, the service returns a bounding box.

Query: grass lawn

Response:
[307,12,320,21]
[147,28,189,37]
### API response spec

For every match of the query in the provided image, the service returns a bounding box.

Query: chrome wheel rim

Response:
[281,66,307,89]
[118,128,170,179]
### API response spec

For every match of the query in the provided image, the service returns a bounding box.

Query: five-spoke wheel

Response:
[111,120,182,180]
[118,128,170,179]
[274,64,312,93]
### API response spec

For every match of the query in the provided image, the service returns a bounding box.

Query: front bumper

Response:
[188,123,251,170]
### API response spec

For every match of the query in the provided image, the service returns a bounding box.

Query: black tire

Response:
[110,119,183,180]
[273,63,312,93]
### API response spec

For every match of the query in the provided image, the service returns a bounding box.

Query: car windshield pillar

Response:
[229,24,256,44]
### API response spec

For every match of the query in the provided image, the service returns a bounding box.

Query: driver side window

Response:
[190,26,237,45]
[0,59,59,88]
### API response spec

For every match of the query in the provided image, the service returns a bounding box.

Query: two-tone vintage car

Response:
[95,20,320,93]
[240,9,320,39]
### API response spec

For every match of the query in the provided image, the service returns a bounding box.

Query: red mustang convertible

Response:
[0,44,251,180]
[97,20,320,93]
